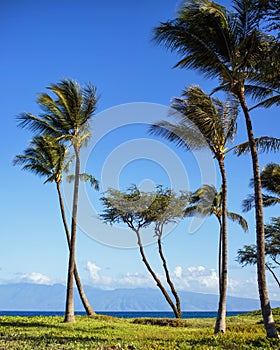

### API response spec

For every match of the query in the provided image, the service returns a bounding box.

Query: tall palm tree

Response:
[153,0,279,337]
[17,79,98,323]
[150,85,238,333]
[13,135,96,315]
[186,185,248,332]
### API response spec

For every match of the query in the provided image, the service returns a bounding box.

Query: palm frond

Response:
[236,244,257,266]
[250,94,280,109]
[80,173,100,191]
[259,163,280,195]
[242,194,255,212]
[66,173,99,191]
[153,0,232,80]
[18,79,98,145]
[244,84,275,102]
[149,120,206,150]
[227,211,248,232]
[17,112,62,136]
[234,137,280,156]
[243,193,280,212]
[13,135,70,184]
[185,184,218,218]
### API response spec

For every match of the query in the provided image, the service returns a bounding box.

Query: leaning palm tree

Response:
[153,0,279,337]
[13,135,97,315]
[17,79,98,323]
[150,85,238,333]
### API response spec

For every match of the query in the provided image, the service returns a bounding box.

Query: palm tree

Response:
[150,85,238,333]
[13,135,97,315]
[17,79,98,323]
[186,185,248,325]
[153,0,279,337]
[187,185,248,281]
[243,163,280,211]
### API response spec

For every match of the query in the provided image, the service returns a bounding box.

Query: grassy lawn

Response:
[0,310,279,349]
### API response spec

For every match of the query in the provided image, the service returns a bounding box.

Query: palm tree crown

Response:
[154,0,278,99]
[186,184,248,231]
[151,85,238,160]
[18,79,98,150]
[243,163,280,211]
[13,135,71,184]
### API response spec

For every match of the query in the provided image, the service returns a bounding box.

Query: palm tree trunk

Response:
[56,182,95,316]
[134,229,180,318]
[214,159,227,334]
[238,89,278,338]
[217,217,222,296]
[156,225,182,318]
[64,146,80,323]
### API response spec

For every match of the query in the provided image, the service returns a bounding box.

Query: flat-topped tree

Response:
[146,186,189,318]
[13,135,97,316]
[100,185,188,318]
[17,79,98,323]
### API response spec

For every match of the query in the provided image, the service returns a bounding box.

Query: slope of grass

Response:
[0,310,279,349]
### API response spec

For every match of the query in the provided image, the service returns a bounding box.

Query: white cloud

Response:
[174,266,182,278]
[171,265,219,293]
[86,261,152,289]
[87,262,101,281]
[116,272,152,288]
[86,261,113,287]
[85,261,219,292]
[18,272,52,285]
[85,261,280,301]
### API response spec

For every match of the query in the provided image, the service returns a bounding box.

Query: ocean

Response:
[0,311,247,318]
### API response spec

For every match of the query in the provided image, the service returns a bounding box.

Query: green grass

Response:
[0,310,279,349]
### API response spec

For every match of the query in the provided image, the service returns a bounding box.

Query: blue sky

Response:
[1,0,280,305]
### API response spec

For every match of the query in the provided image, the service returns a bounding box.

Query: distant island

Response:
[0,283,279,312]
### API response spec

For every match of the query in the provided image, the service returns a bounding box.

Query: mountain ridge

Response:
[0,283,279,311]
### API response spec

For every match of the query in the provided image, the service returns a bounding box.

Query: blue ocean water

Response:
[0,311,246,318]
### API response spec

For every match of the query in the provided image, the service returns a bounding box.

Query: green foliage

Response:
[150,85,238,161]
[154,0,280,101]
[13,135,72,184]
[186,184,248,231]
[243,163,280,212]
[237,217,280,287]
[17,79,98,150]
[67,173,99,191]
[0,313,279,349]
[100,185,188,230]
[234,137,280,156]
[237,217,280,266]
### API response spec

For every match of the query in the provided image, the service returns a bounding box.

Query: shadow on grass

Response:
[0,320,56,329]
